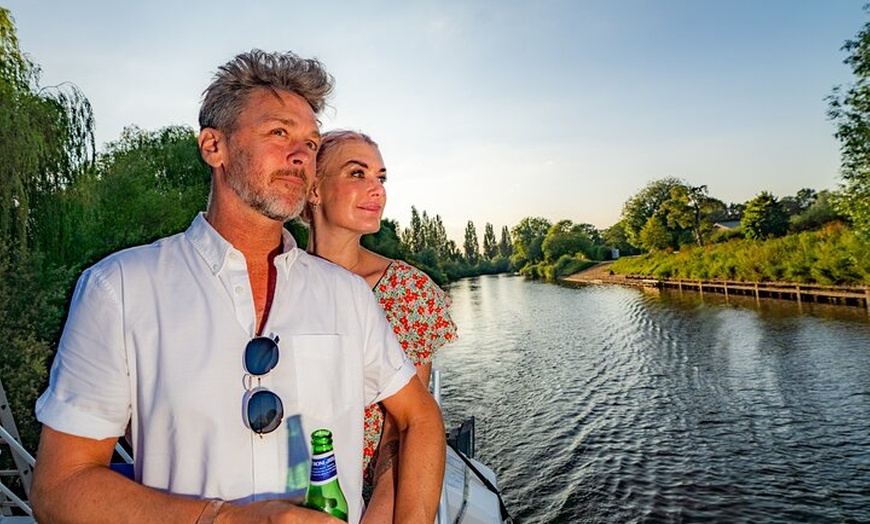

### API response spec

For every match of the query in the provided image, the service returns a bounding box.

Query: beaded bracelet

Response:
[196,499,225,524]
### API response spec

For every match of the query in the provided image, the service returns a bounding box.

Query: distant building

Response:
[713,220,741,231]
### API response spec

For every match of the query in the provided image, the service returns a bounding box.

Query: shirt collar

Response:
[185,212,302,275]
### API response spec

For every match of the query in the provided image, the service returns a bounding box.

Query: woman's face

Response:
[314,140,387,235]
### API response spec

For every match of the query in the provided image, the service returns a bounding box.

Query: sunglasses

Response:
[242,335,284,435]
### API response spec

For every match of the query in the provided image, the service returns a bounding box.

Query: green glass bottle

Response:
[304,429,349,521]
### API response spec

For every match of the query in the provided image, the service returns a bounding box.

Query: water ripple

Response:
[438,276,870,523]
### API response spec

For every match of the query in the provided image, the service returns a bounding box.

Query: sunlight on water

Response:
[436,275,870,524]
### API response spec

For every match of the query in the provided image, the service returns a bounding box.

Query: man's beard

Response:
[223,148,307,222]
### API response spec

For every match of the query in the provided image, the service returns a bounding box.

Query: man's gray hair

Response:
[199,49,334,132]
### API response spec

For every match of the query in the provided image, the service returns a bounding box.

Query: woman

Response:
[305,130,456,520]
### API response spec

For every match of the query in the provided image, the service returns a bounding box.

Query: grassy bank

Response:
[611,224,869,286]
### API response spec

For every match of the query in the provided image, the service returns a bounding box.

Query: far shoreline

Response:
[560,261,870,312]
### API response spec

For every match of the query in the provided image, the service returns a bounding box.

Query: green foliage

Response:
[710,226,744,244]
[498,225,513,258]
[639,215,673,252]
[789,190,844,232]
[481,223,498,260]
[742,191,789,240]
[362,218,403,259]
[0,246,73,451]
[550,255,597,281]
[601,220,639,256]
[518,262,547,279]
[0,10,94,454]
[286,219,309,249]
[620,177,683,248]
[612,224,869,285]
[621,179,734,252]
[463,220,480,265]
[510,216,551,269]
[828,6,870,238]
[55,125,210,266]
[541,220,593,263]
[659,184,717,247]
[0,8,95,252]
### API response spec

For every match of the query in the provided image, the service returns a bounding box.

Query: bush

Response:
[610,225,868,285]
[551,255,597,280]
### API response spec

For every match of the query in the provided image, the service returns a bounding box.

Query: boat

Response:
[433,369,510,524]
[1,372,509,523]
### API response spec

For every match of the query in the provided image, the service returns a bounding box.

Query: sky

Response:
[4,1,865,243]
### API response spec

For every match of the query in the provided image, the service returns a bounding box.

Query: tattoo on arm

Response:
[374,439,400,481]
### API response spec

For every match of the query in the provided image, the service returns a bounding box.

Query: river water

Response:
[435,275,870,524]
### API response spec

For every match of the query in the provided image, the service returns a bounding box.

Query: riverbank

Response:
[562,261,870,312]
[560,261,645,286]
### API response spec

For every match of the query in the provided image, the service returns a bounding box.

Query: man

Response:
[30,49,445,524]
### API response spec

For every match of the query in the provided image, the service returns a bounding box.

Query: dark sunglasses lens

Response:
[245,337,279,376]
[248,389,284,434]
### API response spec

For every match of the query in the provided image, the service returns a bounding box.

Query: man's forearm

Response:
[30,428,337,524]
[32,463,207,524]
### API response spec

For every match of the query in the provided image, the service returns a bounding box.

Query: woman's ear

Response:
[198,128,225,169]
[308,182,321,206]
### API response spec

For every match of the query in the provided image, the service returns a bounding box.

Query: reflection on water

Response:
[437,275,870,524]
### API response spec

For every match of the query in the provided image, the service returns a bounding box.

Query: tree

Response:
[0,7,95,252]
[511,216,551,268]
[482,223,498,260]
[430,215,449,258]
[61,125,209,266]
[639,215,672,251]
[463,220,480,265]
[498,225,513,258]
[602,220,637,256]
[781,188,817,216]
[620,177,684,249]
[403,206,424,253]
[827,6,870,238]
[541,220,592,262]
[462,220,480,265]
[362,218,403,259]
[0,8,95,451]
[574,223,602,245]
[790,190,844,232]
[742,191,789,240]
[659,184,714,247]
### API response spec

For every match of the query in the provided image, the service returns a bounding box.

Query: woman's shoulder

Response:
[388,259,439,286]
[387,259,426,276]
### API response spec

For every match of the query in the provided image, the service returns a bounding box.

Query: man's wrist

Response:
[196,499,225,524]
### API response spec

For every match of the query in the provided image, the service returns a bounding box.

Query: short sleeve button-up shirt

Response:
[36,213,415,523]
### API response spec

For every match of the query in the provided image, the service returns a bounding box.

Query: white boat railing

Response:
[432,368,450,524]
[0,377,34,519]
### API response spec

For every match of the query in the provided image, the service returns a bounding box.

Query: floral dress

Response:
[362,260,457,490]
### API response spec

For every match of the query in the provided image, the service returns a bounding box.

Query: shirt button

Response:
[234,285,243,295]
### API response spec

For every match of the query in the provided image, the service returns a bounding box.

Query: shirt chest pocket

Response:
[288,334,355,425]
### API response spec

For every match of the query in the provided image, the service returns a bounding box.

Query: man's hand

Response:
[216,500,343,524]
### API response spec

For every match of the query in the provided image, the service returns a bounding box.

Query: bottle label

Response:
[309,451,338,485]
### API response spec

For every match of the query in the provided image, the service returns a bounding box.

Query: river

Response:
[435,274,870,524]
